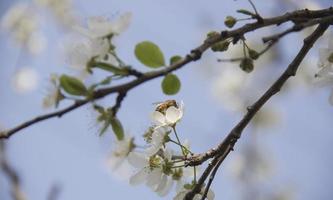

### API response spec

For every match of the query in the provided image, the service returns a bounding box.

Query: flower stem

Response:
[172,126,186,156]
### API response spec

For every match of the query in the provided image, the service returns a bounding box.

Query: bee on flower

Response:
[151,100,184,128]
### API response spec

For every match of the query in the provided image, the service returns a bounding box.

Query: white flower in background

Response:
[42,74,63,108]
[151,101,184,127]
[108,135,135,170]
[74,12,132,39]
[1,2,46,55]
[173,185,215,200]
[34,0,77,27]
[315,33,333,105]
[64,36,111,77]
[211,67,247,111]
[11,67,39,94]
[317,35,333,70]
[145,127,169,156]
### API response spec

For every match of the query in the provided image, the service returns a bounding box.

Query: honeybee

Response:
[154,100,178,113]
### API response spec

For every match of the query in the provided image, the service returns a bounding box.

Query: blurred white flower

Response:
[211,67,247,111]
[34,0,77,27]
[74,13,132,39]
[151,101,184,127]
[1,2,46,54]
[315,33,333,105]
[108,135,135,170]
[12,67,39,94]
[64,36,110,77]
[42,74,63,108]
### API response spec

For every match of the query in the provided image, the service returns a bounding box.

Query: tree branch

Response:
[1,8,332,140]
[184,24,329,199]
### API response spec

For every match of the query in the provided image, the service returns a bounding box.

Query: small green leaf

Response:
[60,75,87,96]
[110,117,124,140]
[237,9,255,16]
[170,55,182,65]
[93,62,129,75]
[135,41,165,68]
[99,121,110,136]
[161,74,181,95]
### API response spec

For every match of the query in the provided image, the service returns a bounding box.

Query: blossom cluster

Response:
[107,100,214,199]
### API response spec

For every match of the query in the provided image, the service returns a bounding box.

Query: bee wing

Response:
[152,101,163,105]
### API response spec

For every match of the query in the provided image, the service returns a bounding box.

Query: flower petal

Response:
[146,168,162,188]
[158,177,174,196]
[128,152,147,168]
[155,174,167,194]
[129,168,147,185]
[151,111,166,125]
[165,106,182,124]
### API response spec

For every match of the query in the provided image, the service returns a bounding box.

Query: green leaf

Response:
[59,75,87,96]
[135,41,165,68]
[237,9,255,16]
[110,117,124,140]
[161,74,181,95]
[93,62,129,75]
[99,121,110,136]
[170,55,182,65]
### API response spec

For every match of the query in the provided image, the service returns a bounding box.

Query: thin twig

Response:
[0,142,27,200]
[262,15,333,43]
[200,150,229,200]
[217,39,277,63]
[111,92,127,117]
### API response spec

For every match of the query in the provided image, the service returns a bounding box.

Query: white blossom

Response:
[42,74,62,108]
[74,12,132,39]
[1,2,46,54]
[145,127,169,156]
[128,151,162,186]
[315,33,333,105]
[34,0,77,27]
[63,36,111,77]
[151,101,184,127]
[108,135,134,170]
[128,147,178,196]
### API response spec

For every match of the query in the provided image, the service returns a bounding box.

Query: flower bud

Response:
[206,31,220,39]
[211,40,230,52]
[248,49,260,60]
[240,58,254,73]
[224,16,237,28]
